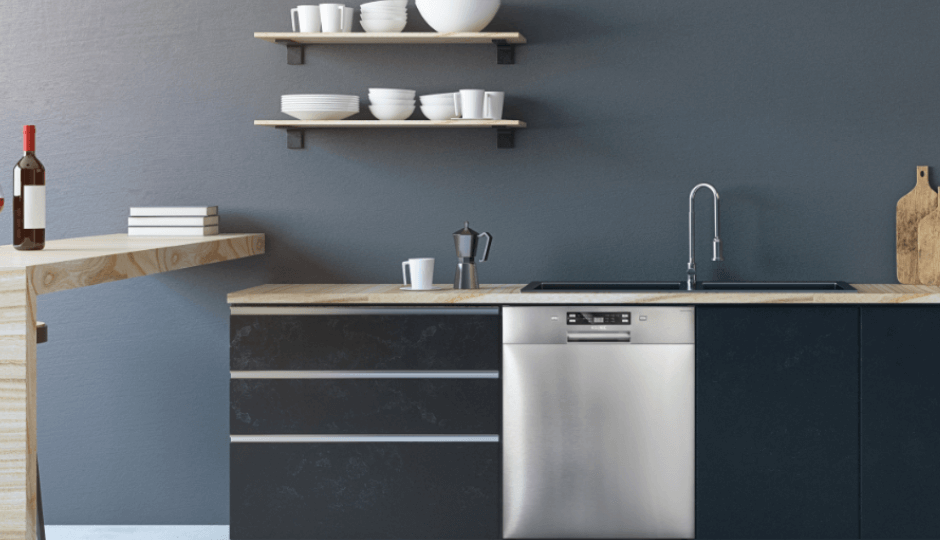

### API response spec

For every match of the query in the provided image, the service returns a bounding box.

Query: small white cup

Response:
[291,5,321,33]
[342,6,354,32]
[456,89,486,120]
[485,91,504,120]
[320,3,347,32]
[402,258,435,290]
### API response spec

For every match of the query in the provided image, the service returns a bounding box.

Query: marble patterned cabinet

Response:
[228,307,502,540]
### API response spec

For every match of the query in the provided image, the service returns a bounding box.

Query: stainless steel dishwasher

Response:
[503,306,695,539]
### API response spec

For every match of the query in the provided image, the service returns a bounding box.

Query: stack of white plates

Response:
[419,92,459,120]
[360,0,408,33]
[281,94,359,121]
[368,88,416,120]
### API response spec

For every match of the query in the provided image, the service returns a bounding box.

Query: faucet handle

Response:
[712,238,723,262]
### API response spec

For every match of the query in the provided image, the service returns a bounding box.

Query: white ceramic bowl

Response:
[361,14,407,21]
[419,92,457,103]
[282,94,358,99]
[361,18,407,32]
[361,0,407,7]
[369,104,416,120]
[415,0,500,32]
[361,6,406,13]
[420,104,458,121]
[369,88,416,99]
[282,110,358,121]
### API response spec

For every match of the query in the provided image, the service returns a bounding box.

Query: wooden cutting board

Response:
[918,195,940,285]
[897,166,937,283]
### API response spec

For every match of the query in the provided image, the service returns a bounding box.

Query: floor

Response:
[46,526,229,539]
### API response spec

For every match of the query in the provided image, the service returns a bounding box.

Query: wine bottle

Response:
[13,125,45,250]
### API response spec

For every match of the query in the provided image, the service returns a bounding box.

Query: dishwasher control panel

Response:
[567,312,631,325]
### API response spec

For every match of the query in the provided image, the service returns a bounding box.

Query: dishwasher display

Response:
[567,312,631,325]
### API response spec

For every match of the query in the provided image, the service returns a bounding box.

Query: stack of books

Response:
[128,206,219,236]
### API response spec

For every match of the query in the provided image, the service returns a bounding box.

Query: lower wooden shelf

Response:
[255,119,526,149]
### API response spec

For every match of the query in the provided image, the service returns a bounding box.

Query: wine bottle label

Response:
[23,185,46,229]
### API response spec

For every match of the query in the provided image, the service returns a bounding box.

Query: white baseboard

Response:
[46,526,228,540]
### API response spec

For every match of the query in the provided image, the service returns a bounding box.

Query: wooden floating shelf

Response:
[255,120,526,149]
[255,32,527,64]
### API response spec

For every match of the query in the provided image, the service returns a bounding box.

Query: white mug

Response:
[320,3,347,32]
[342,6,354,32]
[485,91,504,120]
[456,89,486,120]
[291,5,321,33]
[402,258,435,290]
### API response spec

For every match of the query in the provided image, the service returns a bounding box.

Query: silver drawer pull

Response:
[230,435,500,443]
[231,370,499,379]
[231,306,499,316]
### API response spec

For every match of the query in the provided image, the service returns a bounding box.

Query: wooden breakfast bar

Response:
[0,233,264,540]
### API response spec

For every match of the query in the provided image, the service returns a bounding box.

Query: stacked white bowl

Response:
[419,92,459,120]
[360,0,408,33]
[281,94,359,121]
[369,88,416,120]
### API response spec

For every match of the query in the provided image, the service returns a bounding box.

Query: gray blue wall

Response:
[2,0,939,524]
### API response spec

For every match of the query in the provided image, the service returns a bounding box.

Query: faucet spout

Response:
[687,183,723,291]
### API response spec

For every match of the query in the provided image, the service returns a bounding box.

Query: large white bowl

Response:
[369,104,415,120]
[415,0,500,33]
[282,110,358,121]
[421,104,458,121]
[361,18,407,32]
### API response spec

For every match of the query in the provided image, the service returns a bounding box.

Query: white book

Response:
[129,206,218,217]
[128,226,219,236]
[128,216,219,227]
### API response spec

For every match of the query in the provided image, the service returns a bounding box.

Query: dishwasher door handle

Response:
[567,332,631,342]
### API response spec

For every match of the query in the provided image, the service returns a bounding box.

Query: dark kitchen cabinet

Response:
[230,378,501,435]
[695,306,860,539]
[861,306,940,539]
[231,443,501,540]
[230,310,501,371]
[229,306,502,540]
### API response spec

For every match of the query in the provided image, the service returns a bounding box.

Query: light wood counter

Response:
[1,233,264,540]
[228,283,940,305]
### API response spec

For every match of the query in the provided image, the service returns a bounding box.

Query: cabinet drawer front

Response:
[231,378,501,435]
[230,312,501,371]
[230,442,501,540]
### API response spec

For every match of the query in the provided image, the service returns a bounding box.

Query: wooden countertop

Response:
[227,283,940,305]
[0,233,265,296]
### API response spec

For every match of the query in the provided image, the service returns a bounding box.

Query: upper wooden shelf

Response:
[0,233,265,296]
[255,32,527,64]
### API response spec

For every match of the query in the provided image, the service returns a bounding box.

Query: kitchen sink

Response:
[521,281,857,293]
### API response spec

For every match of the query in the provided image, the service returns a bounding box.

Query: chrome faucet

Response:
[686,183,723,291]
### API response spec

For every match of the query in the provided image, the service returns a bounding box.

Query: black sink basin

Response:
[521,281,857,293]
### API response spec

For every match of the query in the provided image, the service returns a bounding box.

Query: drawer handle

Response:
[231,306,499,316]
[231,370,500,379]
[230,435,500,443]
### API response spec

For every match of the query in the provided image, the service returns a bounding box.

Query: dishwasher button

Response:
[639,316,648,321]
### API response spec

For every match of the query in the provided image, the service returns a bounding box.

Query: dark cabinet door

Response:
[231,442,501,540]
[231,378,501,435]
[695,306,860,539]
[861,306,940,539]
[231,309,501,371]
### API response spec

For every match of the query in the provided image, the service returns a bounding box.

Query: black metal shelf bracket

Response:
[495,127,516,149]
[278,127,305,149]
[493,39,515,64]
[275,40,305,65]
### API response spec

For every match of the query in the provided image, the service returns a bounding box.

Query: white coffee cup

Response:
[342,6,354,32]
[402,258,435,290]
[291,5,321,33]
[320,3,347,32]
[456,89,486,120]
[485,91,504,120]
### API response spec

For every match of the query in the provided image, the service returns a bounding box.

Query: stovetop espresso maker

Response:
[453,221,492,289]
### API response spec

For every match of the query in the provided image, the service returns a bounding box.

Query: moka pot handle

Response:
[477,232,492,262]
